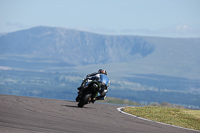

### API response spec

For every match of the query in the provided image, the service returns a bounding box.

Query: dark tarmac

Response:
[0,94,198,133]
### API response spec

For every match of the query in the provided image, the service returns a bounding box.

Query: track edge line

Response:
[117,107,200,132]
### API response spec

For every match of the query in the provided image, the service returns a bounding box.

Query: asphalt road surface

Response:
[0,94,198,133]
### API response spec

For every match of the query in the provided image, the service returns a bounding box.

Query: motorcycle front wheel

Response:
[78,93,92,107]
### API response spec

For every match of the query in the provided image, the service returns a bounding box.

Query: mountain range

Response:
[0,26,200,108]
[0,26,200,79]
[0,26,155,64]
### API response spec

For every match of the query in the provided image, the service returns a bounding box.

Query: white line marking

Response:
[117,107,200,132]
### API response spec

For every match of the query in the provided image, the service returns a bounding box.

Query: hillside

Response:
[0,26,200,79]
[0,26,200,109]
[0,26,156,65]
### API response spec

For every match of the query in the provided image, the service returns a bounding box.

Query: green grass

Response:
[123,106,200,131]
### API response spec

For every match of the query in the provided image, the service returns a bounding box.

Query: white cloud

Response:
[119,24,200,38]
[160,24,200,37]
[6,22,28,29]
[175,24,190,32]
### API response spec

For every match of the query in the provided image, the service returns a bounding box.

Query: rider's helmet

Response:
[98,69,107,75]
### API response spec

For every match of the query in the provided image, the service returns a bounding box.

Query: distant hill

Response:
[0,26,155,65]
[0,26,200,108]
[0,26,200,79]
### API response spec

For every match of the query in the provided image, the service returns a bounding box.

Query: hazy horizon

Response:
[1,0,200,38]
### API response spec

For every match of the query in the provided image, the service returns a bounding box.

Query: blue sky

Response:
[0,0,200,37]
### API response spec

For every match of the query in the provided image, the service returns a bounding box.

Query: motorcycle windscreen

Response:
[100,75,109,85]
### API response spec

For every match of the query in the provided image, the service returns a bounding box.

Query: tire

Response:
[75,96,80,102]
[78,93,91,107]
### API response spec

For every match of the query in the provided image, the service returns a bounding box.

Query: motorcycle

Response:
[76,79,101,107]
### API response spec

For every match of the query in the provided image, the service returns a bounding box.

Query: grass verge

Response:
[123,106,200,131]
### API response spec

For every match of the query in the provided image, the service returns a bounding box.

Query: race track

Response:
[0,94,198,133]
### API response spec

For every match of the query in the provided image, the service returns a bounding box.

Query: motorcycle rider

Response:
[77,69,110,102]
